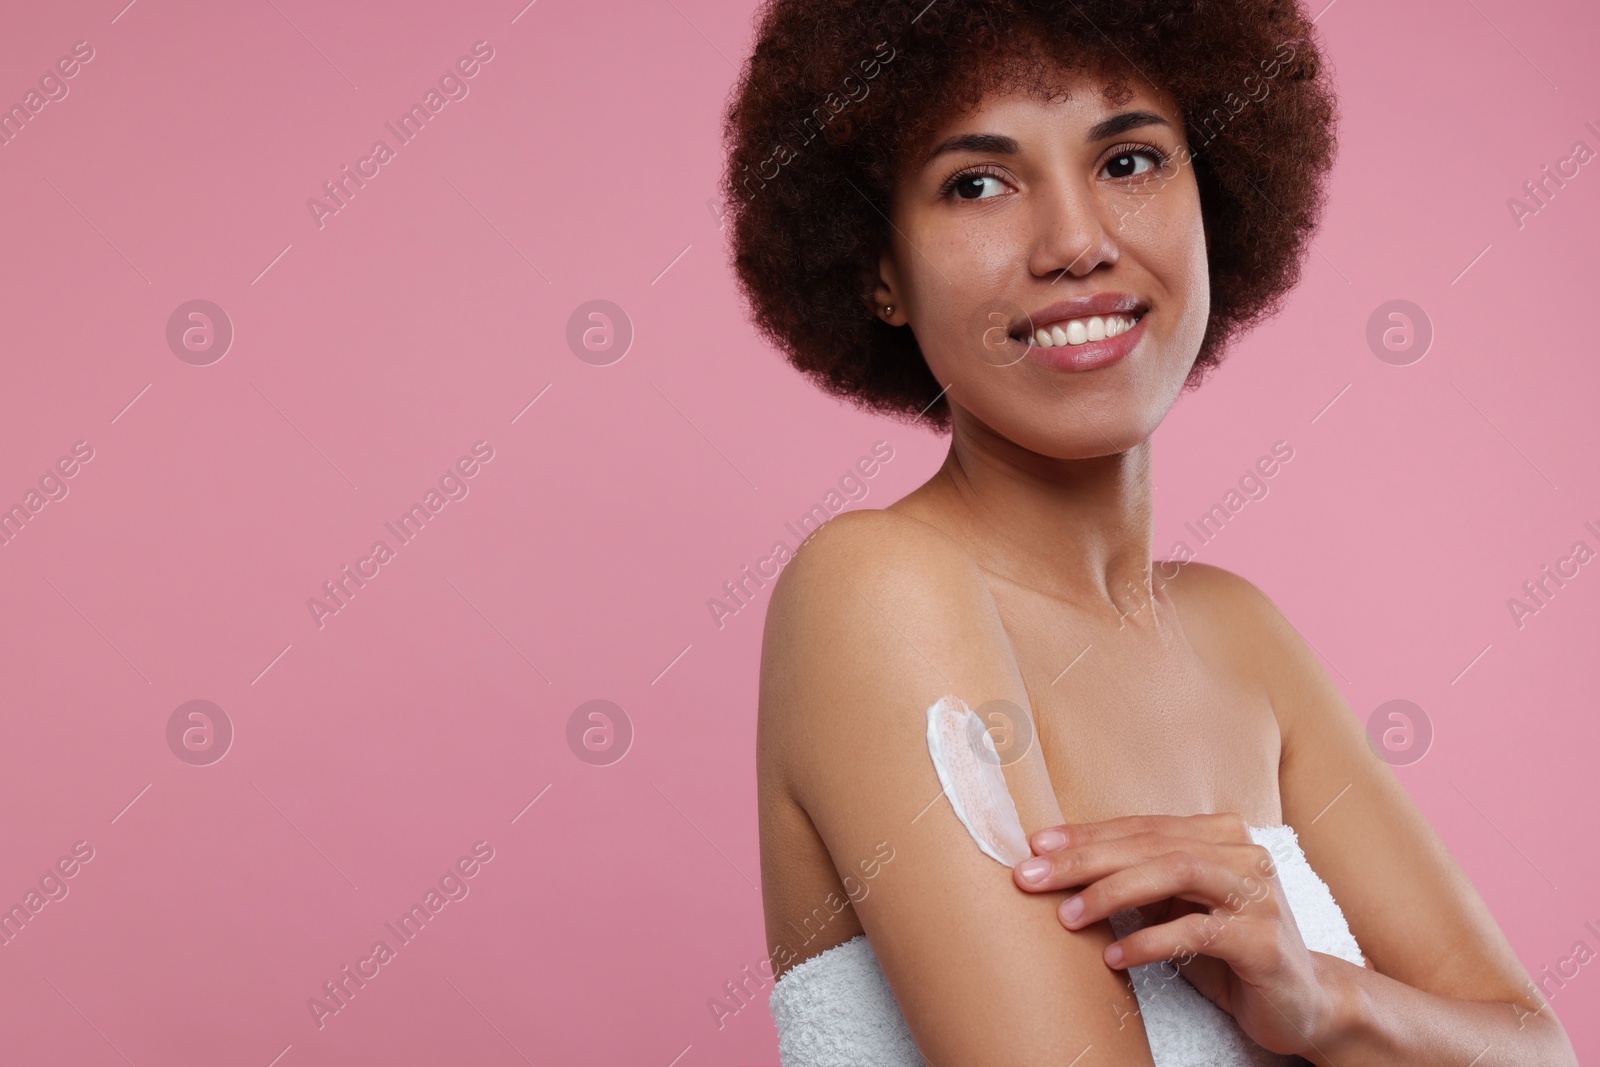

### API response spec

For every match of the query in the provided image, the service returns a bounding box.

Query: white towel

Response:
[768,824,1363,1066]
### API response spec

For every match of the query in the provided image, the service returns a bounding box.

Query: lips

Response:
[1008,293,1149,341]
[1010,295,1151,373]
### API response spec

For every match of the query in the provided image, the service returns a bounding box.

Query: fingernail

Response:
[1034,828,1068,852]
[1059,895,1084,924]
[1017,858,1050,883]
[1105,942,1125,967]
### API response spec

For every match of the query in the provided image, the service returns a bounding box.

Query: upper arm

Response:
[759,510,1158,1064]
[1205,565,1545,1014]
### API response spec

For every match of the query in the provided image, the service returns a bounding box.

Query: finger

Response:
[1106,908,1269,974]
[1055,849,1249,929]
[1016,833,1268,895]
[1031,811,1256,854]
[1016,831,1192,892]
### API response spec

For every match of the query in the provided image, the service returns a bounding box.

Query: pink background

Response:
[0,0,1596,1063]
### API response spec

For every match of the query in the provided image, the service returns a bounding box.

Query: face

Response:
[872,66,1210,458]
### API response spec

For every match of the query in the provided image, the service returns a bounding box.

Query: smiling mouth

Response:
[1011,309,1148,349]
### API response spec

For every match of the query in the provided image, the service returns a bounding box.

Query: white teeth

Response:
[1027,314,1140,348]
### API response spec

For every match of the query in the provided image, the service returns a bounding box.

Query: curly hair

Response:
[719,0,1339,432]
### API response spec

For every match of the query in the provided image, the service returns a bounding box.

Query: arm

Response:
[1201,564,1578,1066]
[759,509,1159,1065]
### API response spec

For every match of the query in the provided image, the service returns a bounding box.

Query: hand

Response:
[1011,812,1346,1057]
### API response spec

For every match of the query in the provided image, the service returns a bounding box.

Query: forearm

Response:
[1307,954,1577,1067]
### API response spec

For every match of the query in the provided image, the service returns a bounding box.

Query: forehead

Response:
[898,46,1179,170]
[929,74,1179,141]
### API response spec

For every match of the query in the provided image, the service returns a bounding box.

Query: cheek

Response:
[902,246,1016,374]
[1125,187,1205,280]
[1173,218,1211,353]
[1123,193,1209,351]
[1176,187,1210,301]
[905,225,1015,310]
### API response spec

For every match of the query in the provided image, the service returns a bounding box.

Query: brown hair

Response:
[720,0,1340,431]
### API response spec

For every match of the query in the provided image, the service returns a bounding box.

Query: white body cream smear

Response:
[925,695,1031,867]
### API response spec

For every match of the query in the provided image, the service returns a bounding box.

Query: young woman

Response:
[720,1,1579,1063]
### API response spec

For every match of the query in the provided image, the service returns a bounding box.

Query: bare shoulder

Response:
[757,507,1016,806]
[767,506,989,613]
[1157,559,1289,695]
[1162,559,1326,659]
[1158,558,1272,618]
[1163,561,1388,765]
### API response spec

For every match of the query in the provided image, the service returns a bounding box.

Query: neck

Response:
[903,411,1163,624]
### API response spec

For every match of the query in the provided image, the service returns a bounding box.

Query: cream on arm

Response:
[925,693,1032,866]
[759,509,1157,1065]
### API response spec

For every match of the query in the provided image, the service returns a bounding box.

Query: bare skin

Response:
[757,58,1576,1066]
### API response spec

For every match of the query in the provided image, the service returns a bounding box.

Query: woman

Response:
[720,1,1578,1063]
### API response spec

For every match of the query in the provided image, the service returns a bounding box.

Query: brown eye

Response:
[938,166,1010,201]
[1101,144,1170,181]
[954,174,1003,199]
[1100,151,1152,179]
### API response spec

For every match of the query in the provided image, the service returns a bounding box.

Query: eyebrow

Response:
[919,110,1173,171]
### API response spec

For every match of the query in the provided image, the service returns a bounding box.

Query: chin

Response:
[970,376,1170,458]
[990,406,1161,459]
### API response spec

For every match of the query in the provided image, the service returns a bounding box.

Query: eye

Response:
[937,165,1011,201]
[1101,142,1171,181]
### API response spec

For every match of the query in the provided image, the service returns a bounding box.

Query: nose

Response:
[1028,175,1120,281]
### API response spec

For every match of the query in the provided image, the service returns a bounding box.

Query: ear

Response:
[865,245,906,326]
